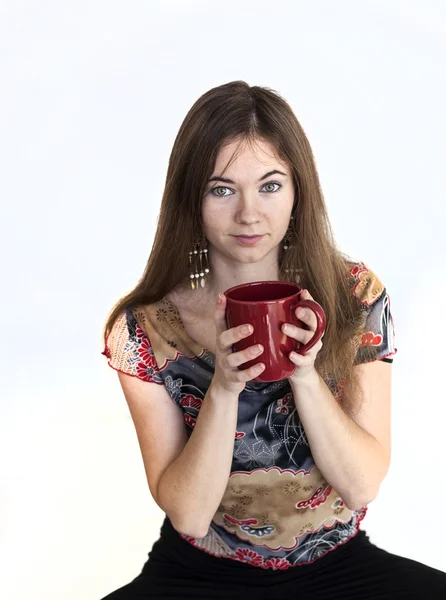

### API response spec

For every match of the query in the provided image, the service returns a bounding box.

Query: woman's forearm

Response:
[290,370,390,510]
[157,382,239,538]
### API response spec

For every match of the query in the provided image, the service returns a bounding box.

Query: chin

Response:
[212,239,275,263]
[234,250,270,264]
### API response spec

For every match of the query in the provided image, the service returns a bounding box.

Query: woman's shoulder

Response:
[102,307,164,384]
[344,260,397,362]
[103,308,137,354]
[344,259,386,308]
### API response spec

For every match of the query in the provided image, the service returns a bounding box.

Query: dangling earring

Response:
[282,216,301,282]
[189,237,210,290]
[282,216,294,252]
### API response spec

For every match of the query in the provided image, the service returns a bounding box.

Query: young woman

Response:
[100,81,446,599]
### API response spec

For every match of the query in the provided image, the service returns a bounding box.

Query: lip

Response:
[232,234,264,246]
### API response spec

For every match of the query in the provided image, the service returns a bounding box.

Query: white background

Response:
[1,1,445,598]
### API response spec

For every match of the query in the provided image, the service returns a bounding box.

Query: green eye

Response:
[262,182,281,193]
[211,186,230,197]
[210,181,282,197]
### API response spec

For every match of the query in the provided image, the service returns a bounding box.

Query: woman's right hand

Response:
[211,293,265,396]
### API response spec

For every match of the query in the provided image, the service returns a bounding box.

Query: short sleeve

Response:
[350,262,398,366]
[102,308,164,385]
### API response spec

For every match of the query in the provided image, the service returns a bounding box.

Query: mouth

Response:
[232,234,265,246]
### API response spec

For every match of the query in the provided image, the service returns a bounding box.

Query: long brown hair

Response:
[103,80,377,412]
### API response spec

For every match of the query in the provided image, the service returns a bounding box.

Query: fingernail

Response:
[242,325,252,334]
[299,308,307,317]
[282,324,289,333]
[217,294,224,304]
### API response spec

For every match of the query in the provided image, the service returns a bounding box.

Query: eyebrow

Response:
[207,169,288,184]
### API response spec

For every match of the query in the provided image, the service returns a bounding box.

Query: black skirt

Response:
[101,517,446,600]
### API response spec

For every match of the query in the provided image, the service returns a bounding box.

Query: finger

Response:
[300,289,318,331]
[282,323,314,345]
[214,294,253,346]
[232,362,266,382]
[289,350,315,368]
[310,339,324,354]
[225,343,264,369]
[290,338,322,362]
[219,322,254,351]
[295,306,318,332]
[214,293,229,338]
[300,338,323,356]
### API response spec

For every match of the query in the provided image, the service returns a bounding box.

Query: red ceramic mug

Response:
[224,281,326,383]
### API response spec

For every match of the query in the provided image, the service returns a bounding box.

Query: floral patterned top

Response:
[102,261,397,570]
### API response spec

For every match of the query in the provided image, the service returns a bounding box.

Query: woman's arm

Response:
[157,382,239,537]
[289,360,392,510]
[118,293,265,539]
[119,371,239,539]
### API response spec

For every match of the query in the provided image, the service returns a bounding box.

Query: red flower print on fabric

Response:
[180,394,203,410]
[350,263,367,277]
[184,414,197,429]
[276,392,292,415]
[235,548,264,567]
[131,325,161,382]
[349,261,385,308]
[137,331,157,367]
[135,362,156,382]
[296,485,332,509]
[235,431,246,439]
[263,557,290,570]
[223,514,258,526]
[361,332,383,346]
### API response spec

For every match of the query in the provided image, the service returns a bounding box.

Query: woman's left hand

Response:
[281,289,324,383]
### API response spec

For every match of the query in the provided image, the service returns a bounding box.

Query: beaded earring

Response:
[282,216,301,282]
[189,237,210,290]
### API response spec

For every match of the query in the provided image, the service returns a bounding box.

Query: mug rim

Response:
[224,280,302,304]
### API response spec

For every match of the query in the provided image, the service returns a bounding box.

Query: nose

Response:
[235,193,261,225]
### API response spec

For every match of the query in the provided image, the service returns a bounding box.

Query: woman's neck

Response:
[205,250,281,300]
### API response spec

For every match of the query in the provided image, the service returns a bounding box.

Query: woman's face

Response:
[202,138,295,267]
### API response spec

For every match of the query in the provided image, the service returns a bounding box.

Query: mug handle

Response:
[291,299,326,355]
